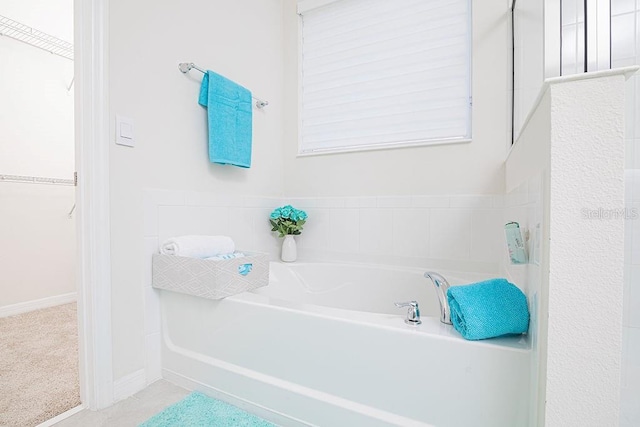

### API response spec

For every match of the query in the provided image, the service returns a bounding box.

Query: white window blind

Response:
[299,0,472,154]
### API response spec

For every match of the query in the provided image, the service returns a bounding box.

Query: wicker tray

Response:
[152,252,269,300]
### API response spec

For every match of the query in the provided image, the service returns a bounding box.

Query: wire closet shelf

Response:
[0,174,75,186]
[0,15,73,60]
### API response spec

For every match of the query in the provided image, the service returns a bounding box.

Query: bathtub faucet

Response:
[424,272,452,325]
[395,301,422,326]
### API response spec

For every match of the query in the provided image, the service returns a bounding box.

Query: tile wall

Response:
[613,0,640,424]
[502,173,544,427]
[623,171,640,426]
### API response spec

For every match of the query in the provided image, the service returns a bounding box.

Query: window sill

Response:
[297,137,472,157]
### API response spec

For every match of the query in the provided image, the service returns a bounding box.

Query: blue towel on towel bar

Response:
[198,71,252,168]
[447,278,529,341]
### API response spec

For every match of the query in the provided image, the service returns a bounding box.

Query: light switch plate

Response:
[116,115,135,147]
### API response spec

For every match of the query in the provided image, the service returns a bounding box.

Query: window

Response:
[298,0,472,154]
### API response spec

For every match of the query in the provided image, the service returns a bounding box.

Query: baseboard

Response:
[113,368,147,402]
[36,404,84,427]
[0,292,77,318]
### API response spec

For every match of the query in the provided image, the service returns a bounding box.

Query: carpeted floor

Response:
[0,303,81,427]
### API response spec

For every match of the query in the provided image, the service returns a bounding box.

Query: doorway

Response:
[0,2,80,425]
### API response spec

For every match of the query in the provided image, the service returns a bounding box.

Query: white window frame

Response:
[296,0,473,157]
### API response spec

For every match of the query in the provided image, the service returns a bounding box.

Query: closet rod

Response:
[0,174,75,186]
[178,62,269,109]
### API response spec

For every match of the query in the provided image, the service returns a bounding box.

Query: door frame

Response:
[74,0,113,410]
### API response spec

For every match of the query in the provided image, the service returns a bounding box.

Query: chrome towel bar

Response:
[178,62,269,109]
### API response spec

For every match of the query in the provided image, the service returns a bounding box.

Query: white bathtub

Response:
[160,262,531,427]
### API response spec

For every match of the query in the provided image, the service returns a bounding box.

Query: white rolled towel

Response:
[160,235,235,259]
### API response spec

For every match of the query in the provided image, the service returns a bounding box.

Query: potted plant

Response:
[269,205,307,262]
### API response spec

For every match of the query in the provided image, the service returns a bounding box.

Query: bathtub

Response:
[160,262,530,427]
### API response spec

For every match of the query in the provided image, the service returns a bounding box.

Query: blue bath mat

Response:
[139,392,276,427]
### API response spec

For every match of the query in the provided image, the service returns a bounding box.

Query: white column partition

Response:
[507,68,634,426]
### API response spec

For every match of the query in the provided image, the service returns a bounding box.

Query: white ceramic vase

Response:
[281,235,297,262]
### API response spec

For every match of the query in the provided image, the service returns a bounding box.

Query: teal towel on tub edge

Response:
[447,278,529,341]
[198,70,252,168]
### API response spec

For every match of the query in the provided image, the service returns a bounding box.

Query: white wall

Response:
[0,184,75,309]
[0,0,75,310]
[513,0,545,141]
[111,0,516,390]
[0,24,74,178]
[108,0,286,382]
[282,0,511,197]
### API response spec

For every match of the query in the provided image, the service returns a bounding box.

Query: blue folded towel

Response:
[198,71,252,168]
[447,278,529,340]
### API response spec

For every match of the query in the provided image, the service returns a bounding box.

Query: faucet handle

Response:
[394,301,418,308]
[395,301,422,326]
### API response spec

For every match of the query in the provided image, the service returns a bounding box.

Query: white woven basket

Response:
[152,252,269,300]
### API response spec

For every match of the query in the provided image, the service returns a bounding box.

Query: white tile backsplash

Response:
[228,207,257,250]
[449,195,494,209]
[251,207,281,252]
[314,197,347,208]
[411,195,450,208]
[629,266,640,328]
[429,209,473,260]
[145,333,162,385]
[243,196,284,209]
[471,210,504,263]
[377,196,412,208]
[276,196,504,265]
[358,209,394,255]
[144,287,161,335]
[296,208,330,250]
[143,237,159,288]
[287,198,318,208]
[329,208,360,253]
[392,208,429,257]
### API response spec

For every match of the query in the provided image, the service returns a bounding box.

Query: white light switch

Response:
[116,115,135,147]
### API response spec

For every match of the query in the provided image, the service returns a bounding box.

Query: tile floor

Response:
[55,380,189,426]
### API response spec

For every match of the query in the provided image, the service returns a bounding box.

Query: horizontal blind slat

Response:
[303,97,470,125]
[303,61,469,105]
[303,110,468,138]
[303,4,467,51]
[304,64,467,96]
[304,34,468,79]
[300,0,471,151]
[302,0,457,31]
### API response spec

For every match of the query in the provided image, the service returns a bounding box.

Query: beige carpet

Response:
[0,303,80,427]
